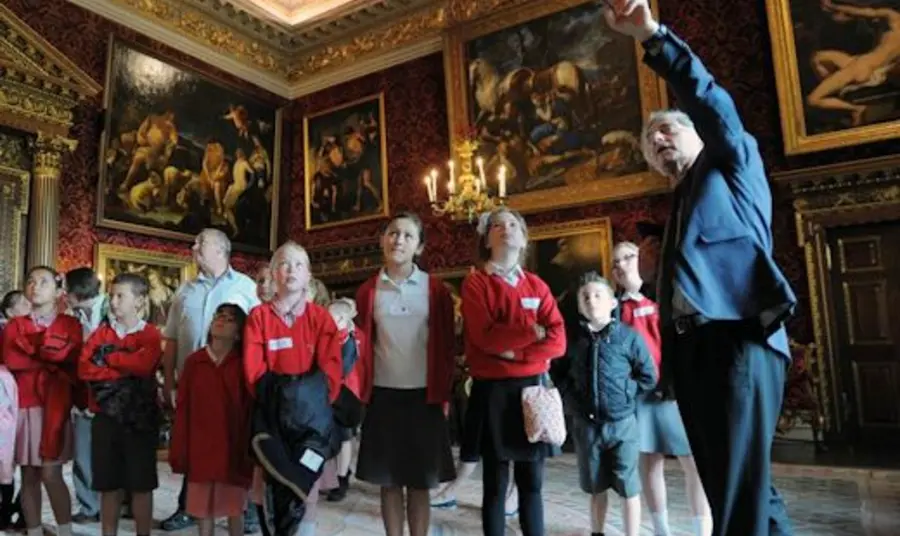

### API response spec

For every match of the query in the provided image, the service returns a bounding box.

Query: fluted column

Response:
[27,132,77,269]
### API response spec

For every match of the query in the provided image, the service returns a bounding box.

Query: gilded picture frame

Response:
[96,37,283,253]
[94,243,197,328]
[766,0,900,154]
[527,217,613,321]
[303,93,390,230]
[443,0,669,214]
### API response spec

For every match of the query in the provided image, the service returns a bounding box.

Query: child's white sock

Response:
[692,515,713,536]
[27,527,43,536]
[57,523,73,536]
[651,510,671,536]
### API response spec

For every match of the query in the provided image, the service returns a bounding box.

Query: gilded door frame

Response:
[774,155,900,438]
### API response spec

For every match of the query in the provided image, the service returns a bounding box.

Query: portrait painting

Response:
[444,0,669,213]
[526,218,613,326]
[94,244,196,328]
[435,267,474,336]
[767,0,900,153]
[304,93,389,230]
[97,39,282,252]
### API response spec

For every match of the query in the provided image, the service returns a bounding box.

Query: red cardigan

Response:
[355,271,455,405]
[461,269,566,379]
[619,295,663,374]
[77,322,162,413]
[1,314,82,459]
[170,348,253,487]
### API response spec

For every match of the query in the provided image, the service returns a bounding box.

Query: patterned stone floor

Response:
[23,453,900,535]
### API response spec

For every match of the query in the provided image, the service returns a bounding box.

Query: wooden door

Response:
[828,222,900,443]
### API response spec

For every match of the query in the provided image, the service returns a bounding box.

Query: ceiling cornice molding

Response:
[65,0,531,99]
[68,0,293,96]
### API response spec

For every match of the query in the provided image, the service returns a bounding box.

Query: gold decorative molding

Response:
[31,132,77,179]
[68,0,545,98]
[308,239,383,284]
[774,155,900,437]
[0,4,100,136]
[0,161,30,290]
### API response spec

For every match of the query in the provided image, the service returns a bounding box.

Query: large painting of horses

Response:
[97,39,282,252]
[444,0,667,212]
[303,93,389,230]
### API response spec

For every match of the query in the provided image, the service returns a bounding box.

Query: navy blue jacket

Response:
[644,26,796,359]
[551,320,657,423]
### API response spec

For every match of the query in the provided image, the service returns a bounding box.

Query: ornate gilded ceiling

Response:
[67,0,521,98]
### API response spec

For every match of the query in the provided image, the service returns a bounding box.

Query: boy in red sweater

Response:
[78,273,162,536]
[2,266,82,536]
[170,303,253,536]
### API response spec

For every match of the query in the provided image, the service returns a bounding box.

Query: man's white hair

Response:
[202,228,232,258]
[640,109,695,172]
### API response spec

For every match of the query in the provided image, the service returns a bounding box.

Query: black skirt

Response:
[460,375,557,463]
[356,387,455,489]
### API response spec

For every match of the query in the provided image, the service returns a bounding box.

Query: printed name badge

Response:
[267,337,293,351]
[299,448,324,472]
[520,297,540,310]
[633,305,656,318]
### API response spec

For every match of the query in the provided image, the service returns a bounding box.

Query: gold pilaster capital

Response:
[30,132,77,178]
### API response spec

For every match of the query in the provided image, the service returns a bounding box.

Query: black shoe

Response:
[160,511,195,531]
[325,473,350,502]
[72,511,100,523]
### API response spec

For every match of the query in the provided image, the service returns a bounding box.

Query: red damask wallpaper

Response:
[7,0,896,342]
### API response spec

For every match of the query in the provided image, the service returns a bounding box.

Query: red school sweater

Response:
[619,295,663,374]
[243,302,342,402]
[355,272,456,405]
[169,348,253,487]
[77,322,162,413]
[1,314,82,460]
[461,269,567,379]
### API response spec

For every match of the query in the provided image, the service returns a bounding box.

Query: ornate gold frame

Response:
[94,243,197,290]
[773,154,900,436]
[308,238,383,285]
[443,0,669,214]
[765,0,900,154]
[0,163,30,290]
[303,92,390,230]
[529,217,614,278]
[95,37,284,253]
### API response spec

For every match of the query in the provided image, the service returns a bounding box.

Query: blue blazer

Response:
[644,26,796,359]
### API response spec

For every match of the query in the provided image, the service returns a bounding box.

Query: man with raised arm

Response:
[602,2,796,535]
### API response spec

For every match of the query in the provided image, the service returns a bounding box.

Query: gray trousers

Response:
[72,412,100,516]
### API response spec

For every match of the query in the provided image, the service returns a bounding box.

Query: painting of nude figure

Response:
[768,0,900,153]
[444,0,669,213]
[97,39,282,252]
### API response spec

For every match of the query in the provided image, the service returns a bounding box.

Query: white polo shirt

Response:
[164,266,259,372]
[372,266,430,389]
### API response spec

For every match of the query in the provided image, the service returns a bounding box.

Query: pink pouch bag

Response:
[521,375,566,447]
[0,366,17,484]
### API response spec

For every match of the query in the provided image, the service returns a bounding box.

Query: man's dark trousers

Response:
[672,320,794,536]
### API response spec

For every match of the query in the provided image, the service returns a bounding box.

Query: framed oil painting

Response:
[526,217,613,324]
[767,0,900,154]
[303,93,389,230]
[94,243,196,328]
[444,0,669,214]
[97,38,282,253]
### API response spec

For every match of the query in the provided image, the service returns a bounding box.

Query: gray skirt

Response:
[356,387,455,489]
[635,396,692,456]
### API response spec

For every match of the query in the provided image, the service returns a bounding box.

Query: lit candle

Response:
[476,156,486,187]
[498,165,507,198]
[424,175,434,202]
[448,160,456,194]
[430,168,439,202]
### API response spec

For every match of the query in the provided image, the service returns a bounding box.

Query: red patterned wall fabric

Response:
[7,0,896,341]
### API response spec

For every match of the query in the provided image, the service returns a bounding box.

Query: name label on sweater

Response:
[632,305,656,318]
[520,297,540,310]
[267,337,294,351]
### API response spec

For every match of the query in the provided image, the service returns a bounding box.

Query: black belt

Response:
[672,314,710,336]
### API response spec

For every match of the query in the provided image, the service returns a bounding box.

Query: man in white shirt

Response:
[159,228,260,532]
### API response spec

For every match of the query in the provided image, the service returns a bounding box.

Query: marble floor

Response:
[21,454,900,535]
